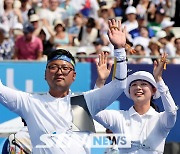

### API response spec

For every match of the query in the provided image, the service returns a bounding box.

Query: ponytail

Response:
[150,97,159,112]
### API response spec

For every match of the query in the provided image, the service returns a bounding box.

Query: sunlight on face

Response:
[129,80,156,103]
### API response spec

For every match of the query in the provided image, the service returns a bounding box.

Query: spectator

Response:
[38,27,53,56]
[101,45,114,64]
[20,0,31,23]
[97,5,111,38]
[161,19,175,43]
[132,26,150,53]
[136,0,154,16]
[86,38,104,63]
[80,0,100,19]
[155,30,167,48]
[11,22,24,40]
[36,0,51,25]
[13,22,43,60]
[1,0,23,32]
[29,13,41,36]
[148,37,163,63]
[111,0,124,18]
[0,27,14,60]
[50,19,73,47]
[68,13,85,45]
[122,6,138,33]
[76,46,87,62]
[59,0,77,27]
[78,17,99,46]
[148,6,166,34]
[46,0,65,26]
[129,14,155,39]
[129,44,152,64]
[173,37,180,64]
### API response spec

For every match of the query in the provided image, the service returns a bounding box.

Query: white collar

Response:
[129,106,157,117]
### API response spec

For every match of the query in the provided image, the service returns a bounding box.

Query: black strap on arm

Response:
[114,76,127,81]
[70,95,96,132]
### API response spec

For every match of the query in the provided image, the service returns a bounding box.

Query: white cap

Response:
[101,46,111,53]
[125,6,137,15]
[161,20,174,29]
[124,71,160,99]
[156,30,167,39]
[53,19,65,28]
[29,14,40,22]
[77,47,86,54]
[13,22,23,30]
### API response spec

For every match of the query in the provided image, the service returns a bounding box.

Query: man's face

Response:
[24,32,33,41]
[45,59,76,91]
[49,0,59,11]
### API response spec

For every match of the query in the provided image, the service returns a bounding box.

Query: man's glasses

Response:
[48,64,74,75]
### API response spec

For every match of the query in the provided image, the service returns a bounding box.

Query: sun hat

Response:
[53,19,65,28]
[156,30,167,39]
[77,47,87,54]
[29,14,40,22]
[149,37,162,48]
[161,19,174,29]
[101,46,111,52]
[125,6,137,15]
[124,71,160,99]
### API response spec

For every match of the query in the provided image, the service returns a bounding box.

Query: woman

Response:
[95,52,178,153]
[1,0,23,31]
[50,19,73,47]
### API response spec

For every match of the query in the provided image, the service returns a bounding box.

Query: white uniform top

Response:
[0,48,127,154]
[95,80,178,154]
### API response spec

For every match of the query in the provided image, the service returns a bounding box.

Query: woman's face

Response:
[4,0,14,7]
[55,24,64,32]
[129,80,156,104]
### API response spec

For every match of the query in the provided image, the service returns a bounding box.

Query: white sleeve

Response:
[158,80,178,129]
[84,48,127,116]
[94,110,122,133]
[0,80,30,117]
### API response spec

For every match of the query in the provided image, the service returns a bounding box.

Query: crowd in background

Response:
[0,0,180,64]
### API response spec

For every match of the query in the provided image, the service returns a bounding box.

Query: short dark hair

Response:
[47,49,76,67]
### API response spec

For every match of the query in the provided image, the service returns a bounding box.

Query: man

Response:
[13,22,43,60]
[0,19,127,153]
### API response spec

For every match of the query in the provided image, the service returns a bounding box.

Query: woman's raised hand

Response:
[153,52,168,82]
[108,19,127,49]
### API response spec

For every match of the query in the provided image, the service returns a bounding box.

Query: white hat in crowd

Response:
[53,19,65,28]
[29,14,40,22]
[101,46,111,53]
[13,22,23,30]
[156,30,167,39]
[77,47,87,54]
[125,6,137,15]
[124,71,160,99]
[161,19,174,29]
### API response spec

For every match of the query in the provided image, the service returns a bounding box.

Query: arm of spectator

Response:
[14,9,23,23]
[42,19,56,37]
[33,21,43,37]
[36,51,43,60]
[68,34,73,46]
[12,47,19,60]
[36,38,43,60]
